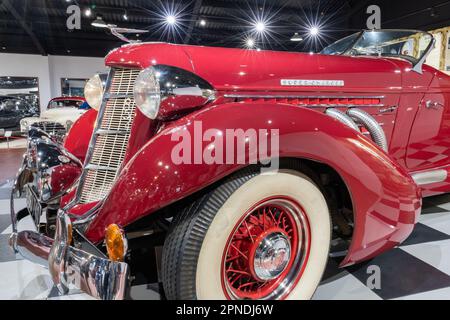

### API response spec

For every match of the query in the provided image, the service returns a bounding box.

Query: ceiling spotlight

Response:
[91,16,107,28]
[309,26,320,36]
[166,15,177,25]
[255,21,266,33]
[84,8,92,17]
[123,12,128,21]
[290,32,303,42]
[246,38,255,48]
[200,19,206,26]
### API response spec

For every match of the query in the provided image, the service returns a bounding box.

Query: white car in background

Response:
[20,96,88,136]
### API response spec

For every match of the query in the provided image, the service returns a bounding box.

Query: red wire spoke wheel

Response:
[222,197,311,300]
[162,169,330,300]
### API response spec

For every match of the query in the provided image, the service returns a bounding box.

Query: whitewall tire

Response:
[162,168,331,300]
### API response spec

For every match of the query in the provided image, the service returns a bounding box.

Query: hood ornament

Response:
[91,17,148,43]
[109,26,149,43]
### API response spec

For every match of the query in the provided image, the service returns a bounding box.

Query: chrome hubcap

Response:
[253,232,291,280]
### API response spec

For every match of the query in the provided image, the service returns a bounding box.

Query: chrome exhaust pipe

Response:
[347,108,388,152]
[324,108,359,131]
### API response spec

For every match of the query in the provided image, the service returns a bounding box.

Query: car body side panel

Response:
[83,102,421,266]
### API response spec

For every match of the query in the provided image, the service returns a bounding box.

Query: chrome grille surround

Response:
[76,68,141,204]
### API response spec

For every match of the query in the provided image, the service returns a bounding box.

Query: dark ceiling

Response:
[0,0,449,57]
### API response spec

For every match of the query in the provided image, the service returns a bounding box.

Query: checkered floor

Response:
[1,180,450,300]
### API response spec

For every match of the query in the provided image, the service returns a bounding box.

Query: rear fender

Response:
[85,102,421,266]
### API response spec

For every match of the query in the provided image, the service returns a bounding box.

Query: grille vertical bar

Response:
[77,68,141,204]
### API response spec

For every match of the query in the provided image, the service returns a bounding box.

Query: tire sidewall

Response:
[195,170,331,300]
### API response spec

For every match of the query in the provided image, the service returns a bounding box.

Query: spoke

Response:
[268,208,277,225]
[229,272,245,286]
[262,208,266,231]
[226,268,251,276]
[230,243,248,260]
[238,281,259,290]
[277,211,285,226]
[226,254,241,263]
[243,220,255,243]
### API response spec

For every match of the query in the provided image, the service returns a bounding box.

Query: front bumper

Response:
[9,155,129,300]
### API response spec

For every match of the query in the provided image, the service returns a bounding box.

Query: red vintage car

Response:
[9,29,450,300]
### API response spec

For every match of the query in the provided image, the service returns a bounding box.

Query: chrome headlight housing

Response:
[66,120,74,130]
[84,74,104,111]
[133,65,215,120]
[133,67,161,119]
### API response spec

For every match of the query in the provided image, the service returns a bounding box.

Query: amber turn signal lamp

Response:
[105,224,128,262]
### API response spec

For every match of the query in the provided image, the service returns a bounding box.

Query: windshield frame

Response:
[321,29,435,73]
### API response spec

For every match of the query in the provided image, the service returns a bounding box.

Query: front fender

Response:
[63,109,97,163]
[86,102,421,266]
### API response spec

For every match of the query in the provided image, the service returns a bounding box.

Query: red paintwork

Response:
[82,102,421,266]
[50,164,81,197]
[64,42,450,267]
[49,96,86,103]
[63,109,97,163]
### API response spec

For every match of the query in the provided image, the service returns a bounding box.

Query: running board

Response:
[411,169,448,186]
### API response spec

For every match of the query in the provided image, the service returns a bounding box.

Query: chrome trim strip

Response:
[95,129,130,135]
[412,169,447,186]
[298,104,384,108]
[224,94,386,99]
[103,93,134,99]
[85,164,117,171]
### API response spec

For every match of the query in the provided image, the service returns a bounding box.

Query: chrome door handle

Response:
[425,100,444,109]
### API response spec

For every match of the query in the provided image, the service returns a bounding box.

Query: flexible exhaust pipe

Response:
[347,108,388,152]
[324,108,359,131]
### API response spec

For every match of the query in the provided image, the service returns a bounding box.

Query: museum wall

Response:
[0,53,107,111]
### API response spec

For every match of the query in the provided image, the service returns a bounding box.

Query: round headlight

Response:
[84,74,104,110]
[133,67,161,119]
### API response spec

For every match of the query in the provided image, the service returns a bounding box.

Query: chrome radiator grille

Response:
[31,121,66,135]
[78,68,140,204]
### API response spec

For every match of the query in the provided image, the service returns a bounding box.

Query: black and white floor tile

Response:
[1,179,450,300]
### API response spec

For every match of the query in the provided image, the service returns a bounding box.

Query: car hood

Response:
[106,42,402,93]
[40,108,84,119]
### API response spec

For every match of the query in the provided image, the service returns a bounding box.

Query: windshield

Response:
[321,30,434,64]
[48,99,84,109]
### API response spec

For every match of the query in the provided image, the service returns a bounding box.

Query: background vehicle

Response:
[20,96,87,136]
[0,95,39,131]
[10,29,449,300]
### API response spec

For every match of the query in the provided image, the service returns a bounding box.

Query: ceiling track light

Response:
[84,8,92,17]
[200,19,206,26]
[309,26,320,36]
[165,15,177,25]
[255,21,266,33]
[123,10,128,21]
[245,38,255,48]
[290,32,303,42]
[91,15,107,28]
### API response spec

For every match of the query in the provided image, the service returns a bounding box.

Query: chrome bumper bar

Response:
[9,165,129,300]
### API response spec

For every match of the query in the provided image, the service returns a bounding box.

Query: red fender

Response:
[64,109,98,163]
[85,102,421,266]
